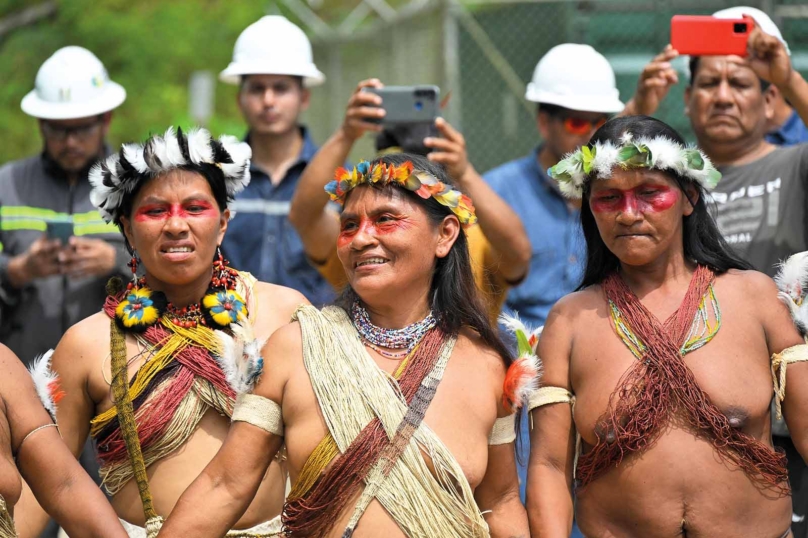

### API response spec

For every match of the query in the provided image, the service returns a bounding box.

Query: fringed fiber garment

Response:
[576,266,788,493]
[0,495,15,538]
[89,272,256,495]
[283,305,489,538]
[119,515,283,537]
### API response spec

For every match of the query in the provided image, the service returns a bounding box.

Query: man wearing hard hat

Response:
[0,46,128,365]
[482,46,623,531]
[219,16,335,306]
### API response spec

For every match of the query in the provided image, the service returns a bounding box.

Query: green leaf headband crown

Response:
[547,132,722,199]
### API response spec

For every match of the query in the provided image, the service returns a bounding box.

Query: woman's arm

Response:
[0,344,127,538]
[475,442,529,538]
[289,79,384,262]
[526,301,577,537]
[753,271,808,461]
[159,322,300,537]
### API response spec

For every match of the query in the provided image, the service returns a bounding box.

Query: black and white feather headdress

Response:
[89,127,251,224]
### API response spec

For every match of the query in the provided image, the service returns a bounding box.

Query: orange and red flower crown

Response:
[324,160,477,226]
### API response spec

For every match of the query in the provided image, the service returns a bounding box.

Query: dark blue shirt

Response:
[222,127,335,306]
[766,110,808,147]
[484,148,585,331]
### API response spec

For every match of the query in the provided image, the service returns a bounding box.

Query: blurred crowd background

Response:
[1,0,806,172]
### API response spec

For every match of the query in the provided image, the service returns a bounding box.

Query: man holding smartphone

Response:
[633,8,808,537]
[0,46,128,366]
[218,16,336,306]
[288,78,531,321]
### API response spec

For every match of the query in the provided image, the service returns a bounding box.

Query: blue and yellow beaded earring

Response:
[114,250,167,332]
[201,247,247,329]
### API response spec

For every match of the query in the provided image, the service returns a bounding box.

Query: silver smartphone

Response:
[363,85,440,125]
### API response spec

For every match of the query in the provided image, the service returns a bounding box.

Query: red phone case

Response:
[671,15,751,56]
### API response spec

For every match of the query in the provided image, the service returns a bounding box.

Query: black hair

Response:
[577,115,752,289]
[688,56,770,90]
[335,152,514,368]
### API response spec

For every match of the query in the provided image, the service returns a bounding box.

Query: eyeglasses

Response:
[41,120,102,142]
[562,116,608,136]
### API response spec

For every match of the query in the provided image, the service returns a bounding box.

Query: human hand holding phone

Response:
[341,79,385,142]
[746,20,793,88]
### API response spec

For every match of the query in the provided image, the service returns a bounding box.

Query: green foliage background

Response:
[0,1,290,163]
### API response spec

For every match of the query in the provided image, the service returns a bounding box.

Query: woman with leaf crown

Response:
[526,115,808,537]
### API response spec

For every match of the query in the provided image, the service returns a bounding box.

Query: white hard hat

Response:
[713,6,790,56]
[525,43,623,114]
[21,46,126,120]
[220,16,325,87]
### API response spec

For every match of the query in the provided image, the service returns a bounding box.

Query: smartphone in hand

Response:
[362,85,440,125]
[671,15,752,56]
[46,221,74,245]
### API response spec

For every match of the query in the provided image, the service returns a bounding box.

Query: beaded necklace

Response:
[351,301,436,358]
[609,282,721,359]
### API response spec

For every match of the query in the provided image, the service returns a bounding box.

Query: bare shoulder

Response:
[717,268,778,294]
[51,311,110,373]
[0,344,26,378]
[456,327,507,380]
[253,282,309,319]
[715,269,782,310]
[546,286,602,328]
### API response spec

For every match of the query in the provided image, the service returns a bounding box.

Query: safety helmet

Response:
[713,7,790,55]
[219,16,325,87]
[21,46,126,120]
[525,43,623,114]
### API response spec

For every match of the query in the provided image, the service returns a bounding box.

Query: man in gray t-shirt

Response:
[711,144,808,275]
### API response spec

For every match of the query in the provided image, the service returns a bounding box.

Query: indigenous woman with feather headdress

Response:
[16,128,307,538]
[526,115,808,538]
[159,153,529,537]
[0,345,127,537]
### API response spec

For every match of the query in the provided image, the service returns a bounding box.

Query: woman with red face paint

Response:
[16,127,308,538]
[524,115,808,538]
[159,153,529,538]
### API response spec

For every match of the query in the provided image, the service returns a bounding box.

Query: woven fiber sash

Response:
[284,305,489,538]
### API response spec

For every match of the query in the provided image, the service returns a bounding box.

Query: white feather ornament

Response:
[215,322,267,395]
[499,313,544,412]
[775,251,808,337]
[187,127,214,164]
[28,350,63,420]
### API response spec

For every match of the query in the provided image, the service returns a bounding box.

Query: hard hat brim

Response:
[526,88,624,114]
[219,62,325,87]
[21,82,126,120]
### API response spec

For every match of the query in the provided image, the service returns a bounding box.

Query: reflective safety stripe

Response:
[0,206,115,235]
[230,199,291,216]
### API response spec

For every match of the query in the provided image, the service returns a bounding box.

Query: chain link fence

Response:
[305,0,808,174]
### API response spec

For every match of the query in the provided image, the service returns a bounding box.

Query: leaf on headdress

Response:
[684,149,705,170]
[581,146,595,174]
[618,144,650,167]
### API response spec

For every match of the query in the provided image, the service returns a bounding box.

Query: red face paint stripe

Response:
[133,201,218,222]
[590,185,679,214]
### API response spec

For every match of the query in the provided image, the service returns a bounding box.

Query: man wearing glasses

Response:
[482,44,623,525]
[0,46,128,368]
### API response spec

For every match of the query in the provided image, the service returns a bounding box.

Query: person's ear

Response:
[435,215,460,259]
[763,84,777,123]
[683,86,692,117]
[537,111,551,140]
[120,216,135,249]
[682,184,699,217]
[217,208,230,245]
[300,88,311,112]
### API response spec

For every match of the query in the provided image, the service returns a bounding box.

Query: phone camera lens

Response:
[414,101,423,111]
[733,22,747,33]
